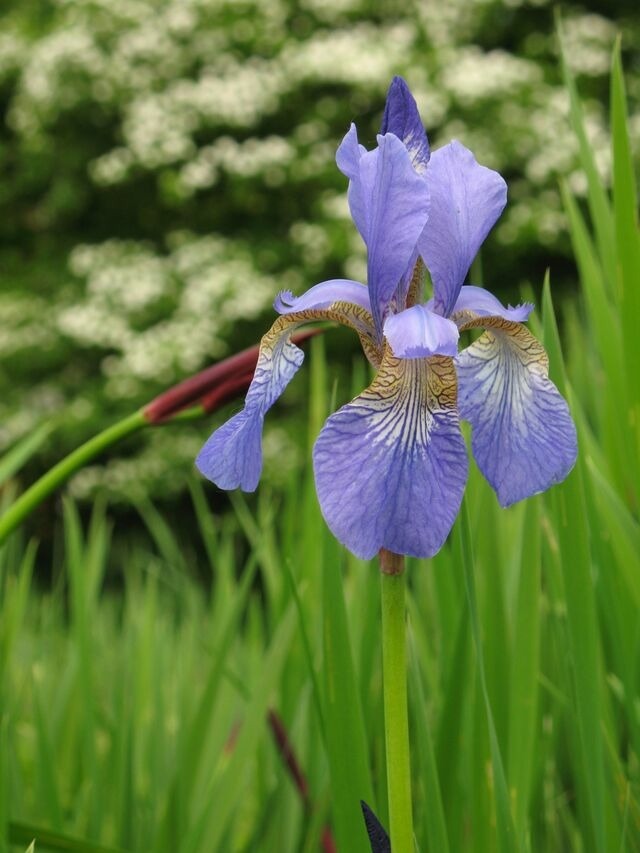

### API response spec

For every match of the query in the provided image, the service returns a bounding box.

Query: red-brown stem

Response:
[267,710,309,802]
[199,370,255,414]
[379,547,405,575]
[144,328,322,423]
[266,710,336,853]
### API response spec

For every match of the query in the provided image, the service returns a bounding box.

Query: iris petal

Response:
[456,317,577,506]
[313,348,468,559]
[383,304,459,358]
[419,141,507,318]
[336,123,365,181]
[380,76,430,173]
[275,279,371,314]
[196,303,380,491]
[450,285,533,323]
[336,127,430,340]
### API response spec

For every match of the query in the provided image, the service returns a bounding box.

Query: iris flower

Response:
[196,77,577,559]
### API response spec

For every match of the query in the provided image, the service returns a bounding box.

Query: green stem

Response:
[0,410,148,546]
[380,550,413,852]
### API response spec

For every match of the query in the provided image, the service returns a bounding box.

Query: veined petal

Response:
[384,304,459,358]
[380,76,430,173]
[450,285,533,323]
[456,317,577,506]
[419,141,507,318]
[275,279,371,314]
[313,348,468,559]
[196,408,265,492]
[197,302,380,492]
[338,130,430,339]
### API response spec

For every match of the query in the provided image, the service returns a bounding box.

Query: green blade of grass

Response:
[0,422,54,488]
[610,41,640,487]
[558,20,616,291]
[154,553,260,851]
[7,822,127,853]
[542,280,608,853]
[322,538,374,853]
[508,497,541,841]
[408,626,450,853]
[458,502,519,853]
[182,605,297,853]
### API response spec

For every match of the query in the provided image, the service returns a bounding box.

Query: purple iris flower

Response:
[196,77,577,560]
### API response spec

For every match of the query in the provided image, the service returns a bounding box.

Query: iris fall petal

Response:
[456,317,577,506]
[313,349,468,558]
[197,301,380,491]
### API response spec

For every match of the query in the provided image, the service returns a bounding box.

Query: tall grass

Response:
[1,48,639,852]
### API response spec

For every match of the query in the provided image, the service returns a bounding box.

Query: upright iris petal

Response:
[336,128,430,339]
[381,76,431,173]
[419,141,507,318]
[456,315,577,506]
[313,348,468,559]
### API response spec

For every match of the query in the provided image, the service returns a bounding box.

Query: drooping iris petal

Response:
[197,303,380,491]
[313,348,468,559]
[380,76,430,173]
[383,304,459,358]
[419,141,507,318]
[274,279,371,315]
[449,285,533,323]
[336,128,430,340]
[196,408,265,492]
[456,317,577,507]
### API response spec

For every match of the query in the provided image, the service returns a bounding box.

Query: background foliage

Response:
[1,0,638,501]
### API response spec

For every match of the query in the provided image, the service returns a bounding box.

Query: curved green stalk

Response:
[380,551,414,852]
[0,410,148,546]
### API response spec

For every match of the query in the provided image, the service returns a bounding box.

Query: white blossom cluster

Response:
[0,0,635,499]
[59,235,278,398]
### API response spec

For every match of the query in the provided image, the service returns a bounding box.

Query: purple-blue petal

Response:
[450,285,533,323]
[196,409,264,492]
[380,76,430,173]
[418,141,507,319]
[355,134,430,339]
[275,279,371,314]
[313,350,468,559]
[336,123,365,181]
[196,319,306,490]
[456,318,577,506]
[384,305,459,358]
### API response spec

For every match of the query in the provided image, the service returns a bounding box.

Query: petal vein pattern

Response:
[313,349,468,559]
[419,141,506,318]
[196,303,379,492]
[456,317,577,506]
[338,129,430,339]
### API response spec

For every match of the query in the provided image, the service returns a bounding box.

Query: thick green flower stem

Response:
[380,548,413,852]
[0,410,149,547]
